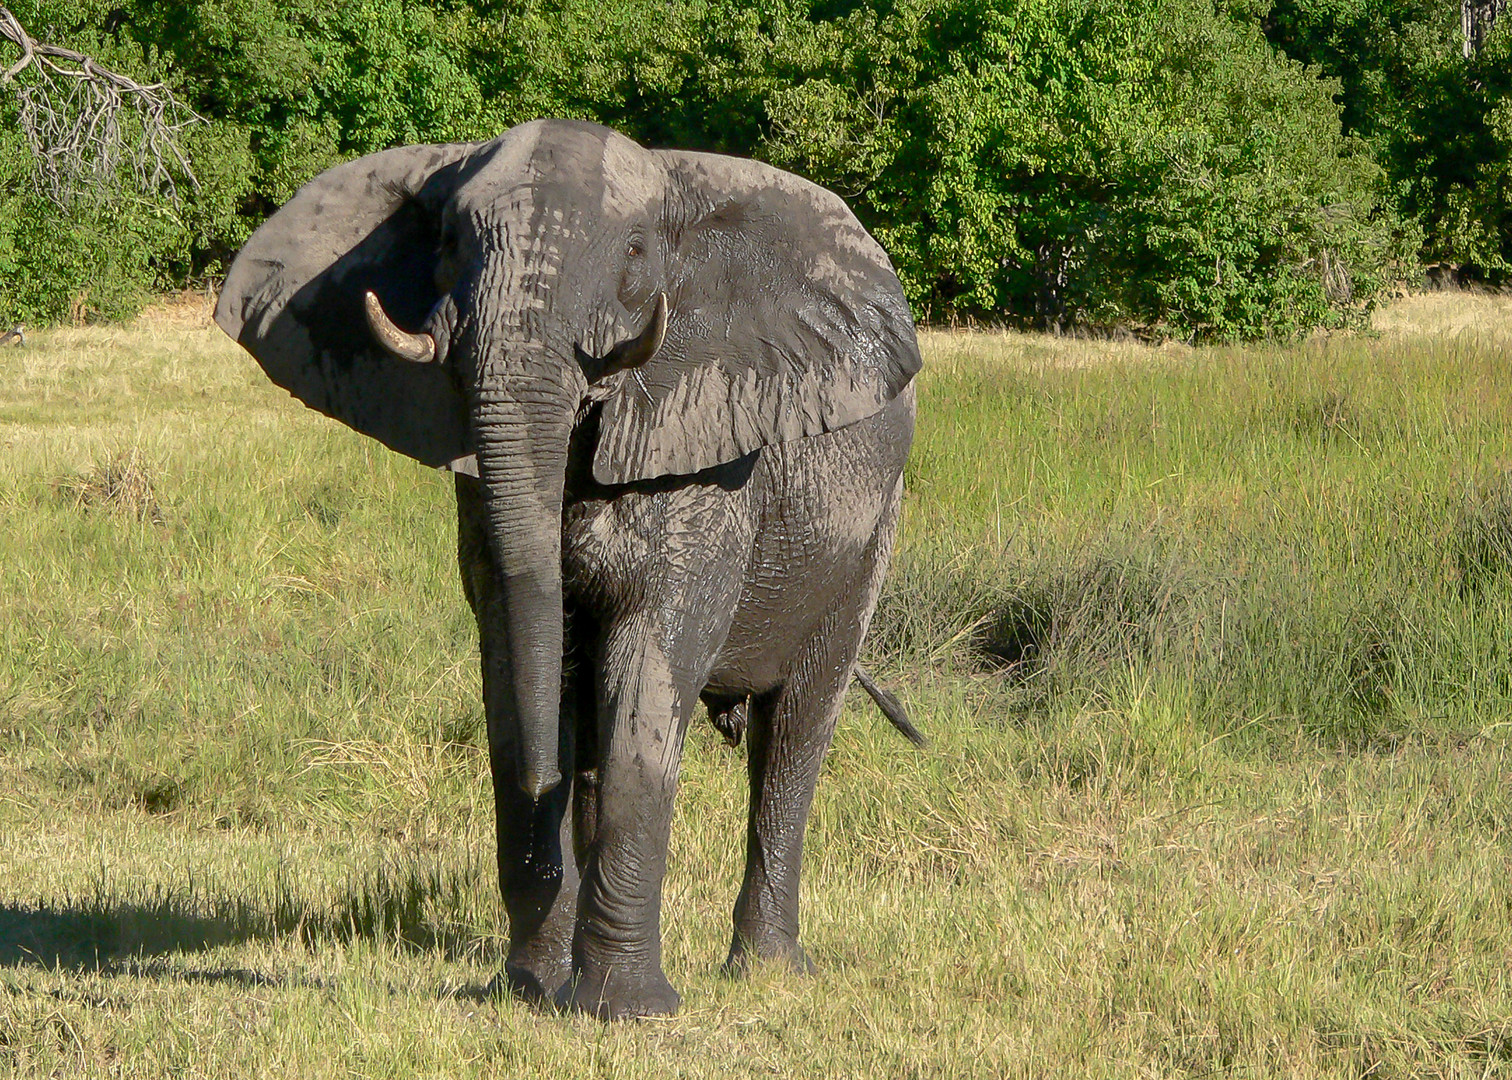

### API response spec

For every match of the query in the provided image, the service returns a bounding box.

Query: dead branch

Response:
[0,5,203,205]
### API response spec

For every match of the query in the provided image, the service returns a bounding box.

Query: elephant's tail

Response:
[853,665,926,747]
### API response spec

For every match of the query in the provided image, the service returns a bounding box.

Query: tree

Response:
[1265,0,1510,281]
[1463,0,1506,56]
[0,4,202,205]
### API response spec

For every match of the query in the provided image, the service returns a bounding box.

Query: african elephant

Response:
[214,119,921,1020]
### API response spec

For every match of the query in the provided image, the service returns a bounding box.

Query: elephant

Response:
[214,119,921,1020]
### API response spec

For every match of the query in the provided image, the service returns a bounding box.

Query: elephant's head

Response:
[216,119,920,801]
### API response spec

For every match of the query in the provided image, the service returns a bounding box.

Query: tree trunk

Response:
[1463,0,1506,58]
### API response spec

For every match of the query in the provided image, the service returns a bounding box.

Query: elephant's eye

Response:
[626,241,643,259]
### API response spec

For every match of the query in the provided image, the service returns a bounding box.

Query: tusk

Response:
[364,290,436,363]
[575,293,669,383]
[607,291,668,371]
[599,292,668,376]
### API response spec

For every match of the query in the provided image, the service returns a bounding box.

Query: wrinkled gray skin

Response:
[215,119,920,1020]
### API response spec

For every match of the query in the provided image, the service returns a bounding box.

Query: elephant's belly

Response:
[706,395,912,694]
[710,564,870,693]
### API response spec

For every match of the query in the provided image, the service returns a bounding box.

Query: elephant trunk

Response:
[472,368,575,801]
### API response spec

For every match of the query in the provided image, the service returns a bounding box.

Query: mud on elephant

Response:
[215,119,922,1020]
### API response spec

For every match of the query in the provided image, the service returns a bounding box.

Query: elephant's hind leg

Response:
[725,625,851,975]
[727,480,903,975]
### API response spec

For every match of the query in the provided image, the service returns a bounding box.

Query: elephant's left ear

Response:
[591,152,921,485]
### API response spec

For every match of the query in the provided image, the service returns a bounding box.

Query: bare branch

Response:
[0,5,204,206]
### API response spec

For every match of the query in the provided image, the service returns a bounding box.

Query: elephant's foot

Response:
[561,963,681,1020]
[493,958,571,1006]
[724,931,816,976]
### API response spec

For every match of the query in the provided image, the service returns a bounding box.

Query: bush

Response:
[0,0,1420,336]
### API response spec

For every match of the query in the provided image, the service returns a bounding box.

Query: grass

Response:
[4,293,1512,1076]
[887,296,1512,743]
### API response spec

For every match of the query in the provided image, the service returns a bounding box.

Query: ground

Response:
[3,293,1512,1077]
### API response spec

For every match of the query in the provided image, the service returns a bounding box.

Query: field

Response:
[4,293,1512,1077]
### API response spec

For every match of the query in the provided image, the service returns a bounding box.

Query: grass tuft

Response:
[875,532,1226,717]
[1290,388,1358,441]
[1452,474,1512,597]
[55,447,164,523]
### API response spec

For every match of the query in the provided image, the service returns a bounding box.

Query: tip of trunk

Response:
[520,765,563,801]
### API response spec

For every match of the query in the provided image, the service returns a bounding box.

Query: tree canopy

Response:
[0,0,1503,339]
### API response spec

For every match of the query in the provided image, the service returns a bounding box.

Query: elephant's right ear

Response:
[215,143,479,469]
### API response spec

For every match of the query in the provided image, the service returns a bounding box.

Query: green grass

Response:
[886,308,1512,744]
[4,296,1512,1076]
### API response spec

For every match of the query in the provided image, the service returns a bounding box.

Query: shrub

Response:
[0,0,1416,336]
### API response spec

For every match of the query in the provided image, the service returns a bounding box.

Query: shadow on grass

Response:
[101,958,335,991]
[0,895,503,1000]
[0,858,499,972]
[0,895,266,971]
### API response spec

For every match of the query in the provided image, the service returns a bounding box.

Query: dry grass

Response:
[54,447,165,522]
[1371,290,1512,344]
[920,289,1512,376]
[3,293,1512,1077]
[918,325,1195,375]
[129,290,218,332]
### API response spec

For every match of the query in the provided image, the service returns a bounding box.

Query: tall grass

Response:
[4,295,1512,1077]
[872,315,1512,746]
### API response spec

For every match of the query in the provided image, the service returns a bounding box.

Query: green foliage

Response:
[757,0,1403,338]
[1265,0,1512,280]
[0,125,152,323]
[0,0,1473,335]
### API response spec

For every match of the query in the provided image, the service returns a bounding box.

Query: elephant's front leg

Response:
[566,628,706,1019]
[456,476,578,1002]
[486,726,576,1002]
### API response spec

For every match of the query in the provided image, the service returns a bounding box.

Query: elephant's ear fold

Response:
[591,152,921,486]
[215,143,478,469]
